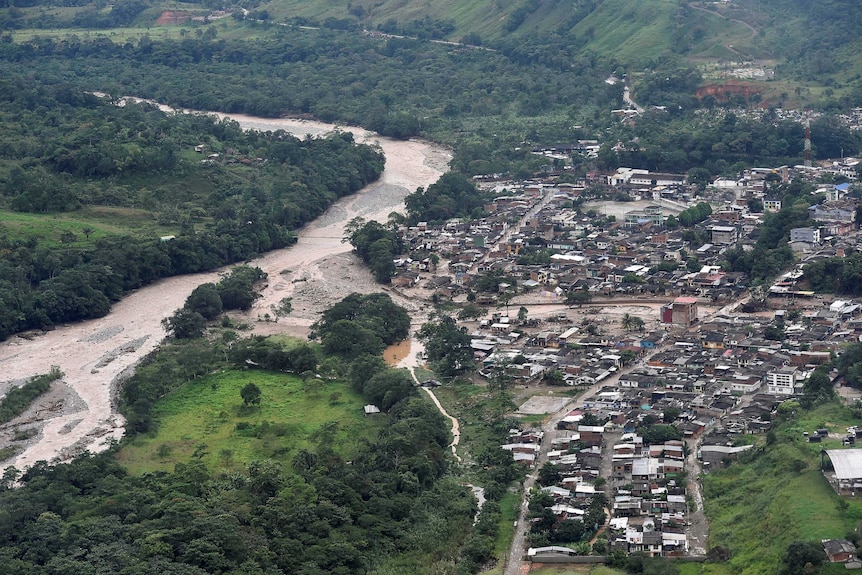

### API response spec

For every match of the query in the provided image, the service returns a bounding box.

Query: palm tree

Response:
[621,313,634,332]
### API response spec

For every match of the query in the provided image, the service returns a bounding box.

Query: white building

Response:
[765,366,798,395]
[789,227,820,244]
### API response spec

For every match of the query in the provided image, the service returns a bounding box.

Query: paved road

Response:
[504,397,580,575]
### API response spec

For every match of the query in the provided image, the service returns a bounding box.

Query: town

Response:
[385,156,862,566]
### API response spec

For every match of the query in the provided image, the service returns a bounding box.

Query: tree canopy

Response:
[417,314,475,377]
[312,293,410,358]
[345,218,403,283]
[0,75,385,341]
[404,172,486,224]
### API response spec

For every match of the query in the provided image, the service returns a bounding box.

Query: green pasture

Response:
[0,205,181,246]
[432,380,496,465]
[0,209,117,246]
[8,13,270,44]
[678,564,731,575]
[527,566,624,575]
[118,369,381,475]
[493,490,521,559]
[518,413,549,426]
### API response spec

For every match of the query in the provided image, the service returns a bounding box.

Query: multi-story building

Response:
[711,225,738,245]
[765,365,798,395]
[662,297,698,326]
[789,227,821,244]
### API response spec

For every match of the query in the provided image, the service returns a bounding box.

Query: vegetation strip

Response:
[0,367,63,425]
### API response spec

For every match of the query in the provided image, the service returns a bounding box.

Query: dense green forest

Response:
[0,75,384,340]
[2,26,859,183]
[804,252,862,295]
[0,31,617,135]
[0,399,479,575]
[0,293,519,575]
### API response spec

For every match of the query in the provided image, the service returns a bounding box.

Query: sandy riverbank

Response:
[0,113,450,472]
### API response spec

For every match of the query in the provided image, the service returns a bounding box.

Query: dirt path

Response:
[395,333,463,462]
[0,112,450,473]
[687,2,759,60]
[422,387,462,463]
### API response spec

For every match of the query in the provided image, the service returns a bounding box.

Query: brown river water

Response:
[0,108,451,472]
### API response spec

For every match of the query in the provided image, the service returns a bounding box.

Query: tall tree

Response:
[417,315,474,377]
[241,383,261,407]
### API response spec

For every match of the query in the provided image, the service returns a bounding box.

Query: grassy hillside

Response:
[703,401,862,574]
[255,0,862,92]
[4,0,861,102]
[118,369,381,475]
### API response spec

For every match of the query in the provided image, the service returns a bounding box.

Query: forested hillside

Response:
[159,0,862,87]
[3,0,862,100]
[0,398,477,575]
[0,30,615,134]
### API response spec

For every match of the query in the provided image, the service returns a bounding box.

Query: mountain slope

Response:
[260,0,862,88]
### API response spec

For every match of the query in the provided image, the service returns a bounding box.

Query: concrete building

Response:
[765,366,798,395]
[711,225,738,245]
[763,199,782,212]
[789,227,820,244]
[662,297,698,326]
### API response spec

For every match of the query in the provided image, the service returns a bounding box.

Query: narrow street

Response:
[504,399,580,575]
[472,189,558,276]
[685,439,709,555]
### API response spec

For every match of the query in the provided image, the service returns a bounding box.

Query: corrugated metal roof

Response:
[827,449,862,479]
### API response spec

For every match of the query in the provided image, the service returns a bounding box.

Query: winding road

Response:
[687,1,759,60]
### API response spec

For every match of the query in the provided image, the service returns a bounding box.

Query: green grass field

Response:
[431,380,496,465]
[0,209,111,246]
[0,205,183,246]
[118,369,382,475]
[527,566,625,575]
[494,490,521,558]
[8,10,273,44]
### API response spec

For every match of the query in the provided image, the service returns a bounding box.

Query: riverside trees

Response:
[0,291,482,575]
[0,76,385,341]
[417,314,475,378]
[345,218,403,283]
[312,292,410,358]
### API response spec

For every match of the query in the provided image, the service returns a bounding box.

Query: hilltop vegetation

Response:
[3,0,862,110]
[703,400,862,575]
[2,1,860,190]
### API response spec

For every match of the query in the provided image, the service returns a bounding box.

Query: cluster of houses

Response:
[386,155,862,562]
[517,406,693,558]
[393,157,862,316]
[506,283,862,560]
[508,292,862,559]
